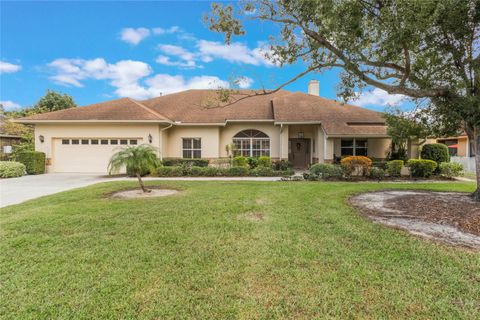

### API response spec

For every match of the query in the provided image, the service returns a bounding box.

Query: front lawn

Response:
[1,181,479,319]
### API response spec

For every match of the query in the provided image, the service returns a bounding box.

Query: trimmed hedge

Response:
[439,162,463,178]
[421,144,449,166]
[369,167,386,181]
[17,151,45,174]
[162,158,209,167]
[257,156,272,168]
[246,157,258,169]
[407,159,437,178]
[0,161,26,178]
[232,156,248,167]
[154,165,293,177]
[309,163,344,180]
[272,159,291,171]
[386,160,403,177]
[340,156,372,177]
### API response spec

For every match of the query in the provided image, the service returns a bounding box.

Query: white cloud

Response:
[156,44,198,68]
[235,76,254,89]
[152,26,180,35]
[48,57,235,100]
[120,27,151,45]
[354,88,406,107]
[197,40,275,66]
[0,61,22,73]
[0,100,22,111]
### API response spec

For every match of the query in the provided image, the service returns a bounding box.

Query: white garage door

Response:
[53,138,141,173]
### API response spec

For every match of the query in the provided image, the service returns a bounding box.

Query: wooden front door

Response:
[290,139,310,168]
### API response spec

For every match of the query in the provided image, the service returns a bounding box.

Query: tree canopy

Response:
[5,90,77,118]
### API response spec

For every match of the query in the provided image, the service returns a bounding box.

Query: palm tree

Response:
[108,144,159,193]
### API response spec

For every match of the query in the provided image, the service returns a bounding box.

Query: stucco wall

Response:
[219,122,281,158]
[164,126,220,158]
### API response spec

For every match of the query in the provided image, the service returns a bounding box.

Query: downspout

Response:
[159,123,173,160]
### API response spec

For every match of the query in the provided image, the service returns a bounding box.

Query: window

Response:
[62,139,70,145]
[71,139,79,145]
[110,139,118,145]
[129,139,137,145]
[81,139,89,145]
[120,139,128,145]
[233,129,270,157]
[182,138,201,158]
[91,139,99,145]
[101,139,109,145]
[341,138,368,156]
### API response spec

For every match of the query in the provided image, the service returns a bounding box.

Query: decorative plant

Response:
[108,144,159,193]
[225,143,237,167]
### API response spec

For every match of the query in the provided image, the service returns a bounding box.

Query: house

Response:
[427,133,474,158]
[0,118,23,160]
[16,81,391,173]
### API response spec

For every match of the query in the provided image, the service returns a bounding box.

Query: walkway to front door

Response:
[289,138,310,169]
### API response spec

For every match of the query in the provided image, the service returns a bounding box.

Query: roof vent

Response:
[308,80,319,96]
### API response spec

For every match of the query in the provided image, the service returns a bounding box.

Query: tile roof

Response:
[17,89,388,136]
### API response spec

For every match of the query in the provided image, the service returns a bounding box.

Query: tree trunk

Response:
[136,172,150,193]
[472,127,480,201]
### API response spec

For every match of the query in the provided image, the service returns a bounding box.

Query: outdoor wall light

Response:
[148,134,153,143]
[39,135,45,143]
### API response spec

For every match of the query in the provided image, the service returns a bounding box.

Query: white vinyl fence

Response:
[451,156,476,173]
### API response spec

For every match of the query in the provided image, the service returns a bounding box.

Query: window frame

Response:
[182,138,202,159]
[341,138,368,157]
[232,129,271,157]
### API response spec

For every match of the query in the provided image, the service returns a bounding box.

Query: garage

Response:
[52,137,141,173]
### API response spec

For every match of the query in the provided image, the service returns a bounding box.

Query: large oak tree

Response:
[206,0,480,199]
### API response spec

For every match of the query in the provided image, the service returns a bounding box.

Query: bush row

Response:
[16,151,45,174]
[0,161,26,178]
[155,166,294,177]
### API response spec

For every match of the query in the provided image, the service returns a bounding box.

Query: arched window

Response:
[233,129,270,157]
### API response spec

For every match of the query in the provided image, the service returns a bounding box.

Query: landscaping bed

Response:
[350,190,480,249]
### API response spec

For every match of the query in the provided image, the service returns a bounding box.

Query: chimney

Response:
[308,80,319,96]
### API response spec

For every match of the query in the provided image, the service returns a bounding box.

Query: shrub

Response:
[233,156,248,167]
[386,160,403,177]
[439,162,464,178]
[162,158,209,167]
[16,151,45,174]
[407,159,437,178]
[227,166,249,176]
[272,159,291,171]
[257,156,272,168]
[421,143,449,166]
[156,166,184,177]
[309,163,344,180]
[0,161,26,178]
[340,156,372,177]
[369,167,386,181]
[126,165,150,177]
[246,157,258,169]
[251,166,274,176]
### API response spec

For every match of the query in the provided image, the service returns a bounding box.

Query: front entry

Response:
[289,138,310,169]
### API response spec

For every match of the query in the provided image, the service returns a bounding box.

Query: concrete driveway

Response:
[0,174,282,208]
[0,173,107,208]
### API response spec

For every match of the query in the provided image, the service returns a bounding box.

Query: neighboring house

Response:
[16,81,391,173]
[0,118,22,160]
[427,133,474,158]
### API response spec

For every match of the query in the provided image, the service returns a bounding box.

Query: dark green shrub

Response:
[126,165,150,177]
[227,166,249,176]
[233,156,248,167]
[439,162,463,178]
[371,161,387,170]
[421,144,449,167]
[246,157,258,169]
[251,166,274,176]
[369,167,386,181]
[0,161,26,178]
[272,160,292,171]
[17,151,45,174]
[310,163,344,180]
[386,160,403,177]
[407,159,437,178]
[156,166,184,176]
[257,156,272,167]
[162,158,209,167]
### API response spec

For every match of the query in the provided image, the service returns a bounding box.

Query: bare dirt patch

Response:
[110,188,179,199]
[242,211,267,222]
[350,190,480,249]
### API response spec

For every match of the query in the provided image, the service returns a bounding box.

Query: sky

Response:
[0,1,407,112]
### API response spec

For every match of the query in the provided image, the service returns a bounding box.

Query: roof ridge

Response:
[127,97,171,122]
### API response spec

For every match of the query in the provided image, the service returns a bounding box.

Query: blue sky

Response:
[0,1,405,111]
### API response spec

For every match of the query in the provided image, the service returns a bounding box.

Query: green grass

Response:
[1,181,479,319]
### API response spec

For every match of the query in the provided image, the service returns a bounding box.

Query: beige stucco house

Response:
[17,82,391,173]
